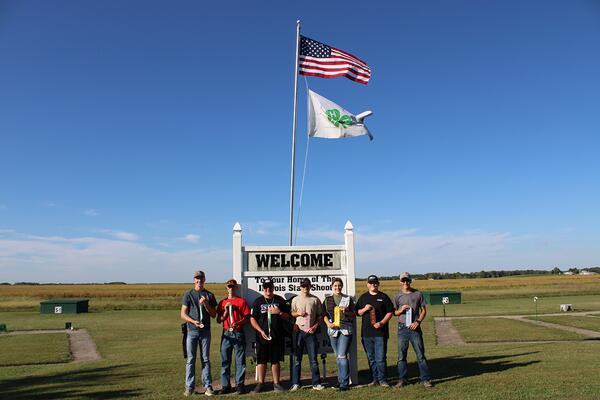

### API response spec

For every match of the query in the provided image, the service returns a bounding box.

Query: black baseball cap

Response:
[367,275,379,284]
[300,278,312,288]
[194,270,205,279]
[262,278,274,289]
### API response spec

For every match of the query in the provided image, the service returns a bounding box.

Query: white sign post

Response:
[233,221,358,384]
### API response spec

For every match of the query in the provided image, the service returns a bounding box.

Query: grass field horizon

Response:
[2,274,600,399]
[2,274,599,312]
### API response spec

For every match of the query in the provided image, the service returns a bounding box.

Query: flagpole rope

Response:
[294,77,311,245]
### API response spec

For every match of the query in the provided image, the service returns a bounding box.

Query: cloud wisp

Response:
[183,234,200,243]
[0,231,229,283]
[101,230,139,241]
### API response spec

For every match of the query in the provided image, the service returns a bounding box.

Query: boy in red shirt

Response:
[216,279,250,394]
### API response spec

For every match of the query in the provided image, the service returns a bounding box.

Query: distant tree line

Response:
[10,282,128,285]
[372,267,598,281]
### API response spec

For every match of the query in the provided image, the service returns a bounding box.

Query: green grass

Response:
[526,315,600,332]
[0,333,70,366]
[1,310,600,399]
[1,275,600,399]
[452,318,585,342]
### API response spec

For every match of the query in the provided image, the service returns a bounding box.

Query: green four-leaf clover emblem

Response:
[326,109,353,128]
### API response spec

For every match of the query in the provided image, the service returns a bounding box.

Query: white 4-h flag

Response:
[307,89,373,140]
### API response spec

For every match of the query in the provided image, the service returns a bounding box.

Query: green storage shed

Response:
[40,299,89,314]
[423,291,461,305]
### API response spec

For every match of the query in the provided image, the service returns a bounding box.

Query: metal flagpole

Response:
[288,19,301,246]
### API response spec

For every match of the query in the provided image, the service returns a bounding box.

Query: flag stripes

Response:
[299,36,371,84]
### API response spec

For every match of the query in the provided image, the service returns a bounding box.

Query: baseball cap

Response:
[300,278,312,288]
[194,270,205,279]
[367,274,379,284]
[262,278,274,289]
[226,278,238,287]
[400,272,412,282]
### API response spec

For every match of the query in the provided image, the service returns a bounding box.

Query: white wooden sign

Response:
[232,221,358,383]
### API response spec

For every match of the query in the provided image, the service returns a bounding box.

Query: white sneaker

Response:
[290,384,300,392]
[312,384,325,391]
[205,386,215,396]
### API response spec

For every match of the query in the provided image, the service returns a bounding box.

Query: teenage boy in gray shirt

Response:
[393,272,433,389]
[181,270,218,396]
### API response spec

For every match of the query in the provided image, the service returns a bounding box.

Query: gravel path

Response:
[505,316,600,339]
[1,329,101,362]
[435,319,466,345]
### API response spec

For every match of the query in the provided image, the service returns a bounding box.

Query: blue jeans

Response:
[292,331,321,386]
[397,326,431,382]
[329,333,352,388]
[362,336,387,383]
[185,328,212,389]
[220,330,246,387]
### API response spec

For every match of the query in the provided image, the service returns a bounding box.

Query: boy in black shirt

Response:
[250,278,290,393]
[356,274,394,387]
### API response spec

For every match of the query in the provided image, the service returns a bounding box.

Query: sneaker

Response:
[183,388,195,397]
[367,381,378,387]
[395,380,407,388]
[235,385,245,395]
[220,386,232,395]
[289,384,300,392]
[252,383,263,393]
[273,383,285,392]
[205,386,215,396]
[380,381,390,388]
[423,380,434,389]
[312,384,325,391]
[339,386,349,391]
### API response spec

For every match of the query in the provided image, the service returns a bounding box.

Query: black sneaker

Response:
[339,386,349,391]
[235,385,245,395]
[252,383,263,393]
[220,386,232,395]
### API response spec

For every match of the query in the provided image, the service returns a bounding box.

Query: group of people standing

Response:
[180,270,433,396]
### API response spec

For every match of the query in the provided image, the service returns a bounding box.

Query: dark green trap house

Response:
[40,299,89,314]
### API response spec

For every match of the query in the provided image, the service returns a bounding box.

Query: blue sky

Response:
[1,1,599,283]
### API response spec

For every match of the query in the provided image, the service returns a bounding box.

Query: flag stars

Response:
[300,36,331,58]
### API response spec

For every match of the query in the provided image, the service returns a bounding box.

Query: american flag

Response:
[299,35,371,85]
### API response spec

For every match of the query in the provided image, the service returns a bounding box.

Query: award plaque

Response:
[198,296,204,328]
[303,311,312,333]
[228,304,234,332]
[266,308,272,340]
[333,306,341,328]
[405,307,413,325]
